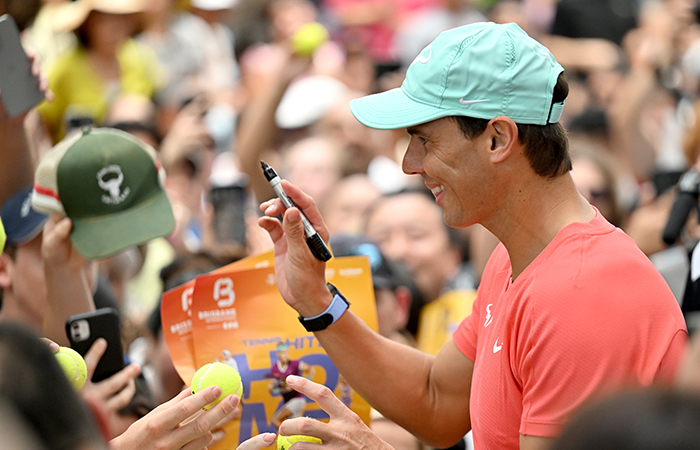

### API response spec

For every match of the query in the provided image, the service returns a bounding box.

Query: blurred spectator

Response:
[168,0,244,152]
[395,0,485,70]
[36,0,162,144]
[280,136,344,206]
[570,144,624,227]
[551,387,700,450]
[136,0,206,135]
[321,173,381,235]
[23,0,78,70]
[549,0,638,46]
[0,186,101,344]
[329,233,419,346]
[364,189,477,354]
[133,253,220,405]
[0,322,108,450]
[365,189,474,304]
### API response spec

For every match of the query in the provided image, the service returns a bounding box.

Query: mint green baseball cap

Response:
[31,127,175,259]
[350,22,565,129]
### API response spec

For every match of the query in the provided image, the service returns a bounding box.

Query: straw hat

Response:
[54,0,145,32]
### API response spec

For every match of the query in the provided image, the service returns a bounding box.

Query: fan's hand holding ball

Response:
[55,346,87,390]
[190,362,243,410]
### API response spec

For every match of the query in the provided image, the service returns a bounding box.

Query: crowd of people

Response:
[3,0,700,449]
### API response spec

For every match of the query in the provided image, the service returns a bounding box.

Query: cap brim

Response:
[70,192,174,259]
[349,87,453,130]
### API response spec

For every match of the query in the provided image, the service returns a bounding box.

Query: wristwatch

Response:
[298,283,350,332]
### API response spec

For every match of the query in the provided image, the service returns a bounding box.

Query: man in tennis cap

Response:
[256,22,688,450]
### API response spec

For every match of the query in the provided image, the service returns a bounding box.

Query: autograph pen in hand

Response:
[261,161,332,261]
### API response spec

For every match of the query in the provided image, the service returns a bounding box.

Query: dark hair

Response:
[0,323,105,450]
[451,73,571,178]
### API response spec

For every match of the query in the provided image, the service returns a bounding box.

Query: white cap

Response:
[275,76,349,129]
[190,0,238,10]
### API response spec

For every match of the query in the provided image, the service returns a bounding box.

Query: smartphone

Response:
[209,182,248,247]
[0,14,44,117]
[66,308,125,383]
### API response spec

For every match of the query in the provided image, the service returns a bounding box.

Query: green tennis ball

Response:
[291,22,329,57]
[190,362,243,410]
[55,346,87,390]
[277,434,322,450]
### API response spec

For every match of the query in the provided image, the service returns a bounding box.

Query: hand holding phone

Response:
[66,308,125,382]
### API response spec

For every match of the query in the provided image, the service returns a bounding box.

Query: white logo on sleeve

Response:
[493,338,503,353]
[410,47,432,66]
[484,304,494,327]
[97,165,130,205]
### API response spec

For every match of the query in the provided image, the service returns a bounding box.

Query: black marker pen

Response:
[261,161,332,262]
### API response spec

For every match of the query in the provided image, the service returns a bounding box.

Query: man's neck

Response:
[483,173,595,280]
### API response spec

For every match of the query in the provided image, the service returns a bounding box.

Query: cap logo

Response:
[97,165,131,205]
[20,194,32,218]
[410,46,432,66]
[459,98,489,106]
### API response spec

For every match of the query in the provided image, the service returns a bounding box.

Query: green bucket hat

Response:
[350,22,565,129]
[31,127,175,259]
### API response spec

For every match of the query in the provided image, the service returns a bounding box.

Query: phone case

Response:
[0,14,45,117]
[66,308,125,382]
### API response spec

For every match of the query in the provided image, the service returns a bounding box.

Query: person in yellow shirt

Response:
[37,0,162,144]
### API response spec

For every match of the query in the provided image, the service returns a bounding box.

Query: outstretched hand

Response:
[275,376,395,450]
[258,180,332,318]
[110,386,240,450]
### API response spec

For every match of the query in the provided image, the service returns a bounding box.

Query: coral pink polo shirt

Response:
[453,212,688,450]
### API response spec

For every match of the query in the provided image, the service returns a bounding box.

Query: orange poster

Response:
[161,252,275,382]
[163,252,377,449]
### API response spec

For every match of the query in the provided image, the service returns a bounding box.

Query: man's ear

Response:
[487,116,518,163]
[0,253,13,291]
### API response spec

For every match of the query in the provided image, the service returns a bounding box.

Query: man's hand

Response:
[276,375,395,450]
[258,180,332,317]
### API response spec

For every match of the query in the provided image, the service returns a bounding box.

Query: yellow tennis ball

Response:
[277,434,322,450]
[190,362,243,410]
[0,218,5,252]
[291,22,329,57]
[55,346,87,390]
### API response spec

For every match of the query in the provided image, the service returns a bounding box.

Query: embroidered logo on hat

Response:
[32,126,175,259]
[410,46,432,66]
[97,165,130,205]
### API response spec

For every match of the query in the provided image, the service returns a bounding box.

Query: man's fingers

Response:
[280,180,329,242]
[258,216,285,244]
[237,433,277,450]
[285,375,348,417]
